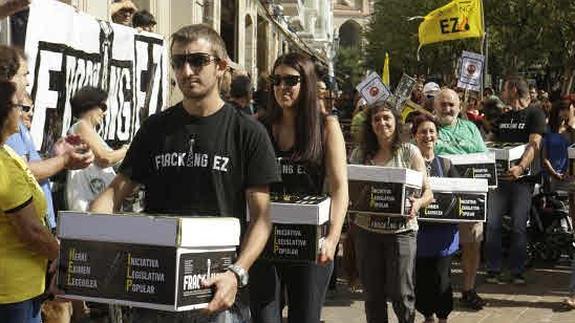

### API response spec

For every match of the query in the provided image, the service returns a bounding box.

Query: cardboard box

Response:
[440,152,497,188]
[261,196,330,263]
[419,177,488,223]
[569,144,575,176]
[348,165,423,216]
[486,142,527,177]
[568,144,575,160]
[57,212,240,312]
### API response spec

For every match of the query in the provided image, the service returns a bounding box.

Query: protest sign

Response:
[457,50,484,92]
[355,72,391,106]
[25,0,168,151]
[394,73,417,109]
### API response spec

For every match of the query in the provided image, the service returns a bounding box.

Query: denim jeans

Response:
[249,260,334,323]
[0,296,42,323]
[485,180,532,275]
[127,294,250,323]
[570,256,575,295]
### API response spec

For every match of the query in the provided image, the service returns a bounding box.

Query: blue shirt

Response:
[543,131,569,175]
[416,156,459,257]
[5,123,56,229]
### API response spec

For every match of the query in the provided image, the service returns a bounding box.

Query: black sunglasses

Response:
[171,53,219,69]
[21,105,32,113]
[270,75,301,87]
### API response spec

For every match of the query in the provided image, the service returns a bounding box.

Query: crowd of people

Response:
[2,2,575,323]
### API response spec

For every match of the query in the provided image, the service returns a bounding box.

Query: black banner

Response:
[262,223,328,262]
[58,239,176,305]
[349,181,419,215]
[453,163,497,187]
[419,192,486,222]
[177,251,236,307]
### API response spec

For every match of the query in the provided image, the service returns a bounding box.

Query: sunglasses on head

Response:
[170,53,219,69]
[270,75,301,87]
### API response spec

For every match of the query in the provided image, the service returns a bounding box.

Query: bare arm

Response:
[410,149,433,216]
[75,121,128,168]
[541,141,562,179]
[8,202,59,260]
[235,185,272,270]
[89,173,138,213]
[319,117,349,264]
[204,185,272,313]
[28,155,69,181]
[508,133,543,180]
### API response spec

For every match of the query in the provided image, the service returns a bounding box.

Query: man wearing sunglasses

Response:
[91,24,279,322]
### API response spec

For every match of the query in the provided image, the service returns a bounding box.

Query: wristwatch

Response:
[227,264,249,288]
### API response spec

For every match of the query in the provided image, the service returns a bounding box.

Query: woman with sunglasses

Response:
[66,86,128,211]
[249,52,348,323]
[350,101,432,323]
[0,80,60,323]
[411,114,459,323]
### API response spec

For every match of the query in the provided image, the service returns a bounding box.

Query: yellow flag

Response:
[382,52,390,86]
[418,0,483,47]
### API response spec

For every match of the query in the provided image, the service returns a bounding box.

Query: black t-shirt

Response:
[494,105,546,143]
[119,103,280,228]
[262,122,325,198]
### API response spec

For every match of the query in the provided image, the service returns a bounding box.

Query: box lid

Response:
[347,165,423,188]
[269,196,331,224]
[440,152,495,165]
[429,177,488,193]
[486,142,526,160]
[58,212,240,248]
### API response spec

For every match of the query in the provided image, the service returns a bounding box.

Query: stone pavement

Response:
[321,259,575,323]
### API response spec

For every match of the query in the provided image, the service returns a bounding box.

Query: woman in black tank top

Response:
[249,53,349,323]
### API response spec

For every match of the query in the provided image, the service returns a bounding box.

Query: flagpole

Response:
[480,0,486,98]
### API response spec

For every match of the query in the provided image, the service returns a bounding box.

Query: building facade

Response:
[1,0,337,104]
[332,0,372,49]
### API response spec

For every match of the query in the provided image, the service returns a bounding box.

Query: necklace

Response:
[424,159,432,176]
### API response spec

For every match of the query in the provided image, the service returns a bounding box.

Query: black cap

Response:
[70,86,108,118]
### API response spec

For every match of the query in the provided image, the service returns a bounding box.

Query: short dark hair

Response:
[0,45,23,81]
[505,76,529,100]
[361,101,403,162]
[70,86,108,119]
[170,24,228,61]
[230,75,252,99]
[411,113,439,137]
[132,10,156,28]
[0,81,17,133]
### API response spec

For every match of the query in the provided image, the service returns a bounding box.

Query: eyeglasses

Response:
[270,75,301,87]
[170,53,219,69]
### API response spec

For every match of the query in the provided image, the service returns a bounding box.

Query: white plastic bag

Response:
[66,164,115,211]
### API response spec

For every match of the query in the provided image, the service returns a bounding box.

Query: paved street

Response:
[321,259,575,323]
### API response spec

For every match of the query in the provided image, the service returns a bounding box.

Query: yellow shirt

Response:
[0,145,48,303]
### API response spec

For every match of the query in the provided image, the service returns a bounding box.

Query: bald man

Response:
[433,89,488,311]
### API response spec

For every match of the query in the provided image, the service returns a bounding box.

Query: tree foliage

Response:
[366,0,575,93]
[335,46,366,93]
